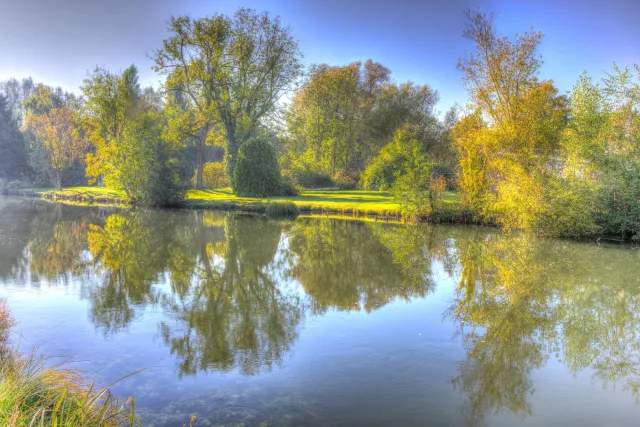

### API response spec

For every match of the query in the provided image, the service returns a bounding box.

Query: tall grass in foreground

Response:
[0,300,141,427]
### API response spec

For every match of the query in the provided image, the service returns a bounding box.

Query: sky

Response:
[0,0,638,113]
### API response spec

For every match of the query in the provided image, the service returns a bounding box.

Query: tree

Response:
[153,8,303,190]
[455,10,568,230]
[25,106,87,189]
[116,112,186,206]
[284,60,442,182]
[81,65,187,205]
[0,94,27,181]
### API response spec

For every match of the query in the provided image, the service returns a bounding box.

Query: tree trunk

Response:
[225,132,239,191]
[196,134,205,190]
[55,170,62,190]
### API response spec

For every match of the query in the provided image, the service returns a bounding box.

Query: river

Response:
[1,196,640,426]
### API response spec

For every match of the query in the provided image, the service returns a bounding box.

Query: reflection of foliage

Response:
[160,214,303,376]
[287,219,436,312]
[87,212,177,334]
[448,232,640,425]
[8,199,640,421]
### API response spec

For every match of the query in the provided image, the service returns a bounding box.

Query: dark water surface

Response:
[1,197,640,426]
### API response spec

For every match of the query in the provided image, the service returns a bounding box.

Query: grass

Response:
[186,188,406,216]
[12,185,467,221]
[265,200,300,217]
[0,300,141,427]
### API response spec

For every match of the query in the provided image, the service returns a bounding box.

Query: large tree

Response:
[153,8,303,190]
[285,60,441,180]
[80,65,143,190]
[455,10,568,230]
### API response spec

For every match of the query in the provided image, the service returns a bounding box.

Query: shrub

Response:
[194,162,230,189]
[333,172,358,190]
[279,172,300,196]
[265,201,300,217]
[234,138,282,197]
[295,170,333,188]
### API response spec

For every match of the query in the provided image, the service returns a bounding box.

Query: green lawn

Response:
[186,188,402,215]
[21,186,462,218]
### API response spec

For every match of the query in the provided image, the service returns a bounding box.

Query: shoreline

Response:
[3,187,481,225]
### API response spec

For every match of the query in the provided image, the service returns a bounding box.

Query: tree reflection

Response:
[448,232,640,425]
[286,219,437,313]
[159,213,304,376]
[8,200,640,422]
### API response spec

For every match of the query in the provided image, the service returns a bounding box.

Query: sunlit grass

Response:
[24,186,463,219]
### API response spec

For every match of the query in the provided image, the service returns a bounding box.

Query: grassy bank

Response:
[0,300,140,427]
[8,186,471,222]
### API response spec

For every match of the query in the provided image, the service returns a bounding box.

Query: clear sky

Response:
[0,0,638,112]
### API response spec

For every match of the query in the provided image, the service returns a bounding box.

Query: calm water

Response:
[1,197,640,426]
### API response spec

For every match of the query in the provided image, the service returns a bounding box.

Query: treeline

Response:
[0,8,638,239]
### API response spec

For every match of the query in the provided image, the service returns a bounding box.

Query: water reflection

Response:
[2,198,640,425]
[448,232,640,424]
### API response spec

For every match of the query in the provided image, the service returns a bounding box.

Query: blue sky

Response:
[0,0,638,113]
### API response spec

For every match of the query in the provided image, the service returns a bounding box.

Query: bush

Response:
[332,172,358,190]
[295,170,334,188]
[234,138,282,197]
[265,201,300,217]
[194,162,230,189]
[279,172,300,196]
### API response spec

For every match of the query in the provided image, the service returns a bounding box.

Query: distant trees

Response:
[0,94,28,181]
[153,8,303,190]
[284,60,445,183]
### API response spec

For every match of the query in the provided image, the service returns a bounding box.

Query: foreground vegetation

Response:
[0,7,638,239]
[0,301,140,427]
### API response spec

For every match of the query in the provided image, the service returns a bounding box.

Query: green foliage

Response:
[332,171,358,190]
[193,161,229,189]
[233,138,283,197]
[265,201,300,217]
[387,128,435,219]
[153,8,303,189]
[118,114,187,206]
[294,170,334,188]
[360,131,415,190]
[284,60,444,182]
[0,95,28,181]
[278,172,300,196]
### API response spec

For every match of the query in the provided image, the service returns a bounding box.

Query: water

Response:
[1,196,640,427]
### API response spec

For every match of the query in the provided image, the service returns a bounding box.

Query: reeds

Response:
[265,200,300,217]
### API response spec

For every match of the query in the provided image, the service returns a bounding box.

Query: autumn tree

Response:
[455,10,568,230]
[153,8,303,190]
[25,106,87,190]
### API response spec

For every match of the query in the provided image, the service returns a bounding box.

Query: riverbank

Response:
[7,186,474,223]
